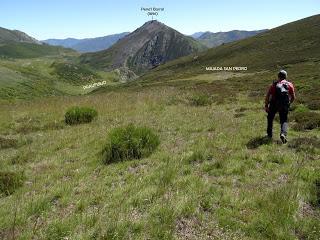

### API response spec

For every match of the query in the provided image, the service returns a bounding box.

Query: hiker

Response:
[264,70,295,143]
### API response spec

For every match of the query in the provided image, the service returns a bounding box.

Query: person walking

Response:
[265,70,296,143]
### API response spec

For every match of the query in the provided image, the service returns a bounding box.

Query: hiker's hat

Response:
[278,70,287,79]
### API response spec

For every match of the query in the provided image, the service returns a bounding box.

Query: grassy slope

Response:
[0,42,85,99]
[0,87,319,239]
[140,14,320,82]
[0,42,74,59]
[132,14,320,110]
[0,55,121,100]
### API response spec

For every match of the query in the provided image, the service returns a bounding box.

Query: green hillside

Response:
[140,14,320,82]
[0,56,120,99]
[0,42,75,59]
[51,62,101,84]
[136,14,320,110]
[0,28,122,100]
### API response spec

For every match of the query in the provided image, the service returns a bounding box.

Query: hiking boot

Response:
[280,134,287,144]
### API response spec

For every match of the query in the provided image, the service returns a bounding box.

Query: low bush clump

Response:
[307,99,320,110]
[235,107,248,113]
[51,62,100,84]
[189,94,212,106]
[0,136,31,149]
[292,104,310,113]
[0,136,19,149]
[65,106,98,125]
[0,171,25,196]
[15,115,41,134]
[246,136,272,149]
[11,150,33,165]
[288,137,320,153]
[291,111,320,131]
[102,124,160,164]
[234,113,246,118]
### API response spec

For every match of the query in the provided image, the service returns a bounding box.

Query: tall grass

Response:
[102,124,160,164]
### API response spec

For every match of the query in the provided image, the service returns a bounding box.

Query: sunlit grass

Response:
[0,85,319,239]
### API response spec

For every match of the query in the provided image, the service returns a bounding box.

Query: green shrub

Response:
[293,104,310,113]
[189,94,212,106]
[65,106,98,125]
[102,124,160,164]
[0,171,25,196]
[291,111,320,131]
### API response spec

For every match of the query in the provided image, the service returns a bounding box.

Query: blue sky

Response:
[1,0,319,40]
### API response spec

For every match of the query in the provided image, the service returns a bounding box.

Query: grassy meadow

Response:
[0,77,319,239]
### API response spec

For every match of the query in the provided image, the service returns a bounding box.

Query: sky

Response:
[1,0,319,40]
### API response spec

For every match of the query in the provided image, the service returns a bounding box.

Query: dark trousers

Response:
[267,105,288,137]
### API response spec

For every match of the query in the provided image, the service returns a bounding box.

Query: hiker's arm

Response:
[289,83,295,103]
[290,91,296,103]
[265,85,273,106]
[264,85,272,112]
[265,93,270,106]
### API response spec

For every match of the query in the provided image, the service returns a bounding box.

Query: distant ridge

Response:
[43,32,129,53]
[0,27,42,44]
[190,32,206,39]
[197,29,267,47]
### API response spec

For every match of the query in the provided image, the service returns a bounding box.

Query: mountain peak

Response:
[137,20,168,33]
[81,20,207,75]
[143,20,162,25]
